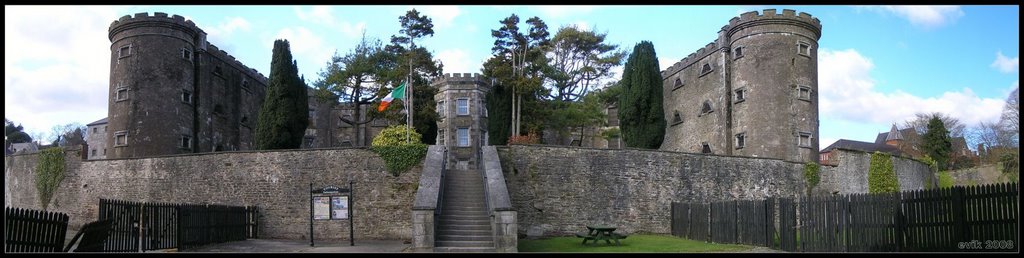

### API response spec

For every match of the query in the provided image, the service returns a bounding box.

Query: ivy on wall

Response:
[35,147,66,209]
[371,125,427,176]
[868,151,899,194]
[804,162,820,194]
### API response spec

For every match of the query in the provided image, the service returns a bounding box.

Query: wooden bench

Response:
[64,219,113,252]
[577,231,598,243]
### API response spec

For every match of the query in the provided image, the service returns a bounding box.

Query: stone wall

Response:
[496,145,807,238]
[4,147,419,241]
[947,164,1009,186]
[816,148,936,195]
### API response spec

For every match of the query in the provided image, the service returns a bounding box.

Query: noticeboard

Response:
[312,196,331,220]
[332,196,349,219]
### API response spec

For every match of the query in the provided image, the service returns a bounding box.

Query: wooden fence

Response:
[670,182,1018,252]
[5,207,70,252]
[98,199,259,252]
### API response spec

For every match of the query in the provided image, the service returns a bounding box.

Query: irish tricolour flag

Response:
[378,82,406,112]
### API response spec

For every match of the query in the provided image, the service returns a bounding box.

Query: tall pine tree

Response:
[256,39,309,150]
[618,41,665,149]
[922,115,952,170]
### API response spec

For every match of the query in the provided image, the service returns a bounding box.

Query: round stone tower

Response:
[725,9,822,163]
[107,12,206,158]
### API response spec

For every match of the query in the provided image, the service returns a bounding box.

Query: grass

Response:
[518,234,753,253]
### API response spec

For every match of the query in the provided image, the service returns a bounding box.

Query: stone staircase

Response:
[435,169,494,252]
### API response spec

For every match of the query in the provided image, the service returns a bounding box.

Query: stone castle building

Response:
[105,12,269,159]
[433,73,491,169]
[95,12,392,159]
[659,9,821,164]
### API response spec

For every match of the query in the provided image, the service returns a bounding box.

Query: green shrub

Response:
[804,162,821,193]
[938,171,954,188]
[35,147,66,209]
[371,125,427,176]
[868,151,899,194]
[999,152,1019,175]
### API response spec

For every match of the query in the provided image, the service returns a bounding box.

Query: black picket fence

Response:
[98,199,259,252]
[5,207,70,252]
[671,182,1019,252]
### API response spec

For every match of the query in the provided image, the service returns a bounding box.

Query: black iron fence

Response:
[670,182,1018,252]
[98,198,259,252]
[4,207,70,252]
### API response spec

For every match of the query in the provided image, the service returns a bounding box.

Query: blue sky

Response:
[4,5,1019,149]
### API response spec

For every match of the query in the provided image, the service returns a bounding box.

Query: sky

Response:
[4,5,1020,150]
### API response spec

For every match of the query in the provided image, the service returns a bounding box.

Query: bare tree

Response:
[49,122,86,147]
[903,112,965,138]
[1001,87,1018,136]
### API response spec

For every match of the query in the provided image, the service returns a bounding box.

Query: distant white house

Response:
[10,142,40,154]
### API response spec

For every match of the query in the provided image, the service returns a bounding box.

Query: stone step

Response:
[442,199,485,203]
[433,247,496,253]
[437,235,493,242]
[439,224,491,230]
[441,211,488,217]
[438,214,489,220]
[436,229,492,236]
[435,241,495,248]
[438,219,490,225]
[441,207,487,212]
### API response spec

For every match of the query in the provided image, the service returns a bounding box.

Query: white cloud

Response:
[436,49,475,74]
[819,48,1005,128]
[991,51,1019,73]
[535,6,598,18]
[338,21,367,39]
[273,27,332,74]
[659,57,679,72]
[573,21,590,31]
[863,6,964,29]
[5,6,123,139]
[412,6,461,29]
[294,6,335,25]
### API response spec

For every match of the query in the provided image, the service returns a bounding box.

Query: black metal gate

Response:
[98,199,259,252]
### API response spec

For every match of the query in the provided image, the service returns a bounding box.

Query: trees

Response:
[5,118,33,146]
[922,115,953,170]
[383,9,444,145]
[50,123,86,147]
[256,39,309,150]
[1001,87,1019,137]
[618,41,665,149]
[868,151,899,193]
[314,35,392,146]
[484,14,550,144]
[544,25,626,102]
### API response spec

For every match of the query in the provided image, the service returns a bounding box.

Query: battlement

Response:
[108,12,204,41]
[725,9,821,36]
[430,73,491,86]
[206,43,268,84]
[661,9,821,78]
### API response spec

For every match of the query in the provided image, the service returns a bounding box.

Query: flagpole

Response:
[406,57,412,144]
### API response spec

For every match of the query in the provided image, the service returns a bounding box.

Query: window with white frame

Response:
[438,101,445,117]
[798,132,812,148]
[114,131,128,147]
[457,128,470,147]
[736,133,746,149]
[118,45,132,59]
[438,129,445,145]
[797,41,811,56]
[734,88,746,103]
[181,90,192,104]
[181,48,192,61]
[671,111,683,125]
[796,85,812,101]
[456,99,469,115]
[179,135,192,149]
[115,83,128,102]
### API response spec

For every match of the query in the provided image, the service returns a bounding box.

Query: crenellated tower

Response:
[107,12,268,159]
[432,73,492,169]
[659,9,822,163]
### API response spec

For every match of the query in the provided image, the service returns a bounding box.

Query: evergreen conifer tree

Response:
[618,41,665,149]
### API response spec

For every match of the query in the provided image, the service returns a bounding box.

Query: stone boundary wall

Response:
[816,148,937,195]
[4,147,419,241]
[496,145,806,237]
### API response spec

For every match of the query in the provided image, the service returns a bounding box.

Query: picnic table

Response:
[575,225,628,245]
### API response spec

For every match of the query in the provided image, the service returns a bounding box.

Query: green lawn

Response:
[518,234,753,253]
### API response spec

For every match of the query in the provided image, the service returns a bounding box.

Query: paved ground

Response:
[173,239,412,253]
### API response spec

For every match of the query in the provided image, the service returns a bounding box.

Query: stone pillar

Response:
[492,210,518,252]
[411,209,434,252]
